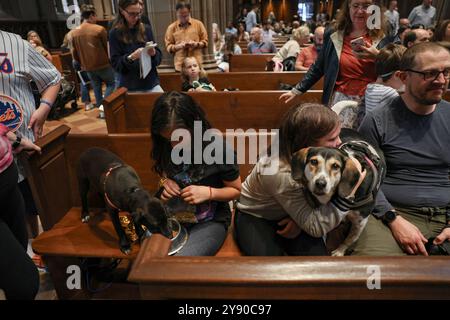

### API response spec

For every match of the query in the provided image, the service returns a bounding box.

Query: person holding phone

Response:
[280,0,390,107]
[109,0,163,92]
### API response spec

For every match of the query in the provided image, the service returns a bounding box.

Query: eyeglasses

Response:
[122,9,141,18]
[350,3,372,11]
[406,68,450,81]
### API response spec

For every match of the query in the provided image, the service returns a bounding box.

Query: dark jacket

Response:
[109,24,162,92]
[293,28,391,105]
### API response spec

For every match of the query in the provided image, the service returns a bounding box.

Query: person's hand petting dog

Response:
[181,185,211,205]
[276,217,301,239]
[160,178,181,201]
[389,216,429,256]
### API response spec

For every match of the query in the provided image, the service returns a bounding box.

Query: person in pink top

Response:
[0,123,41,299]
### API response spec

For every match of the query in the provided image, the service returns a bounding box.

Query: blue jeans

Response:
[72,60,91,103]
[86,67,115,107]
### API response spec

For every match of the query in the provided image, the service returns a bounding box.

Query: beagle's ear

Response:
[291,147,310,182]
[337,156,361,198]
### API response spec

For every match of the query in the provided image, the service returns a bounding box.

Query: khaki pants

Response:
[351,206,447,256]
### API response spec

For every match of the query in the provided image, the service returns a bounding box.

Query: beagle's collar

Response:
[339,140,385,210]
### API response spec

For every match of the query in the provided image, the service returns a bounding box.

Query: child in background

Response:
[181,57,216,92]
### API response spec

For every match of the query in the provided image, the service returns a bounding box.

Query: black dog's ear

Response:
[291,147,310,182]
[337,156,361,198]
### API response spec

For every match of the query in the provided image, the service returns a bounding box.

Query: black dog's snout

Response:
[315,179,327,190]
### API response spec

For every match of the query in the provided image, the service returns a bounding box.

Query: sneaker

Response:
[98,111,105,119]
[98,105,104,111]
[84,103,95,111]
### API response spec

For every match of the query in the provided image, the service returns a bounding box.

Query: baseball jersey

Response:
[0,30,61,180]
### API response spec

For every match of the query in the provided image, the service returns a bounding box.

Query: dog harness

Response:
[335,140,385,211]
[103,164,140,211]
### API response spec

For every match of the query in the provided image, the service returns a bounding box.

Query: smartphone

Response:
[350,36,365,51]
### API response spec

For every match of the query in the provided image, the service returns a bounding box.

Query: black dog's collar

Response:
[104,164,125,211]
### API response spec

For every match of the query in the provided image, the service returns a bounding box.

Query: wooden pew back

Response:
[104,89,323,134]
[159,71,323,91]
[229,54,275,72]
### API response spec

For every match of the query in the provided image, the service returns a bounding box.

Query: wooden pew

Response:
[26,126,450,300]
[129,245,450,299]
[28,126,271,298]
[229,54,275,72]
[159,71,323,91]
[103,89,323,134]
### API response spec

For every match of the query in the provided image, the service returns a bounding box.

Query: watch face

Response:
[385,211,396,222]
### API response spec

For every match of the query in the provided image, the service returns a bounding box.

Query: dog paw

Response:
[81,215,90,223]
[331,247,347,257]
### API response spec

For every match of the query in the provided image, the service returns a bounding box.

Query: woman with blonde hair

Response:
[281,0,390,106]
[272,26,310,67]
[27,30,52,62]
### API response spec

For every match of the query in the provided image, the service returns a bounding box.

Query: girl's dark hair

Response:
[112,0,146,44]
[151,91,212,176]
[278,103,339,164]
[433,20,450,42]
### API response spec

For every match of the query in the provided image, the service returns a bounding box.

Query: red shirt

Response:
[335,34,376,97]
[296,45,318,69]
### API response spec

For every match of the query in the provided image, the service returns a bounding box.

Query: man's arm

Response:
[198,22,209,49]
[407,8,417,25]
[26,42,61,138]
[165,24,176,54]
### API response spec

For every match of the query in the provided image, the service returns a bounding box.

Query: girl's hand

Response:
[276,217,301,239]
[160,178,181,201]
[181,185,211,205]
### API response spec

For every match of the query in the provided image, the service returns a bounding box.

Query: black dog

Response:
[77,147,172,254]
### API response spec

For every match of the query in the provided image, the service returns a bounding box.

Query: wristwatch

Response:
[12,132,22,150]
[127,54,134,63]
[382,210,397,225]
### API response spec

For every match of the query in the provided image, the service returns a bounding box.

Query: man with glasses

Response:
[352,42,450,256]
[164,1,208,72]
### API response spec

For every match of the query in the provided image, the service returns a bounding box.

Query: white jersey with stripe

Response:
[0,30,61,180]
